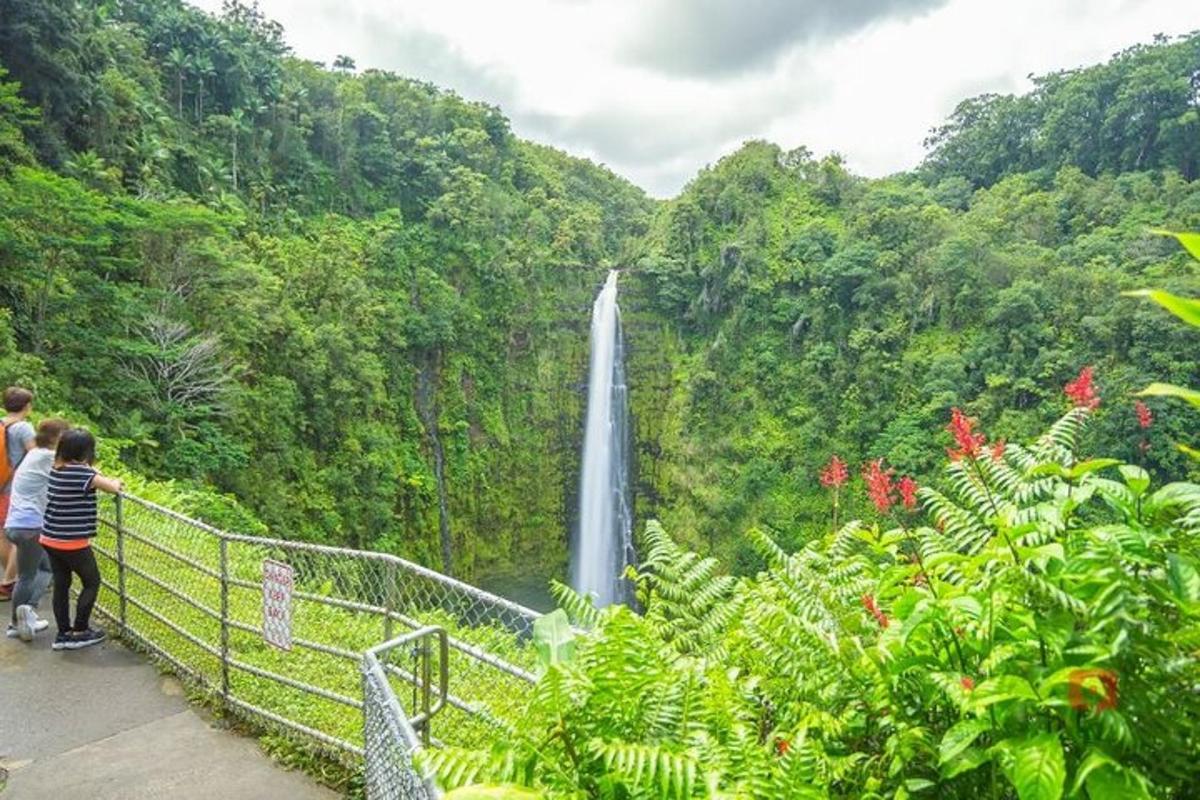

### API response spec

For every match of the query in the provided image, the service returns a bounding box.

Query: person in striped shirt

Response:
[42,428,123,650]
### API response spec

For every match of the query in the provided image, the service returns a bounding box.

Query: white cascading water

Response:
[572,270,633,607]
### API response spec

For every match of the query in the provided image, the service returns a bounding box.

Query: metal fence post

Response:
[384,561,398,642]
[219,537,230,702]
[115,494,127,635]
[420,633,433,747]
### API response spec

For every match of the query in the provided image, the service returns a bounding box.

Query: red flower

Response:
[990,439,1006,462]
[898,476,918,510]
[862,459,896,514]
[947,408,986,461]
[861,593,889,629]
[1135,400,1153,429]
[819,454,849,489]
[776,738,791,756]
[960,676,975,692]
[1064,366,1101,410]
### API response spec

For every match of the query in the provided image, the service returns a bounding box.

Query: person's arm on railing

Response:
[92,473,124,494]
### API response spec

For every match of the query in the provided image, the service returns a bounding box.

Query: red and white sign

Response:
[262,559,294,651]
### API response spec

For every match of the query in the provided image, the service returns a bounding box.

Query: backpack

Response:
[0,420,12,491]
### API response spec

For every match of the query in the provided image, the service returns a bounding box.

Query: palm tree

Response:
[193,54,215,120]
[165,47,192,118]
[332,54,356,73]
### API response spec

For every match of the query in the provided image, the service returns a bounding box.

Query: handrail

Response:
[90,491,540,797]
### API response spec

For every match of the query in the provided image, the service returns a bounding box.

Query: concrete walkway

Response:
[0,625,338,799]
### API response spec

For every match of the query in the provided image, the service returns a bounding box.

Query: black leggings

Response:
[44,545,100,633]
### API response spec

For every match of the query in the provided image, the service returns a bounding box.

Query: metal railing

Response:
[90,492,541,795]
[363,628,449,800]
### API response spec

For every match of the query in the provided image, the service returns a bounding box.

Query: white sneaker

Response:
[16,605,46,641]
[4,624,17,638]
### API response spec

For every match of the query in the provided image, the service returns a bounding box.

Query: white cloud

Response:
[188,0,1199,197]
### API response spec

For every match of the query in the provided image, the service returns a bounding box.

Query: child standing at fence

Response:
[41,428,122,650]
[0,386,37,600]
[5,417,70,640]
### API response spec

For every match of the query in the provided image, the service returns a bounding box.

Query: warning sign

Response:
[262,559,294,651]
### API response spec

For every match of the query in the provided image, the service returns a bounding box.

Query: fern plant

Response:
[423,399,1200,799]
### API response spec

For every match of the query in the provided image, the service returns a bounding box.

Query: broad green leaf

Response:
[444,787,545,800]
[942,747,990,779]
[1148,228,1200,262]
[1137,382,1200,409]
[939,717,990,764]
[1007,734,1065,800]
[1179,443,1200,461]
[1166,553,1200,604]
[1068,459,1120,479]
[1071,750,1153,800]
[1123,288,1200,327]
[904,778,936,793]
[1069,749,1116,795]
[971,675,1039,710]
[533,609,575,669]
[1117,465,1150,496]
[1084,766,1152,800]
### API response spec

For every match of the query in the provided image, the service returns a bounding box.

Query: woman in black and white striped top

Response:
[41,428,123,650]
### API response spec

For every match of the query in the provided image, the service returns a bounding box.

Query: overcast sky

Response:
[190,0,1198,197]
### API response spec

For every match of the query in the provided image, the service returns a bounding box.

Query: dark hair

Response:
[3,387,33,413]
[35,418,70,449]
[56,427,96,465]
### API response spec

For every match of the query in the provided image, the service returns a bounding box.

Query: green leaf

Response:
[1148,228,1200,262]
[444,787,545,800]
[532,609,575,670]
[939,717,990,764]
[1071,750,1153,800]
[943,748,990,779]
[1178,443,1200,461]
[1166,553,1200,604]
[1117,465,1150,496]
[1137,382,1200,409]
[1006,734,1065,800]
[1084,766,1152,800]
[970,675,1039,710]
[1124,288,1200,328]
[1067,459,1120,479]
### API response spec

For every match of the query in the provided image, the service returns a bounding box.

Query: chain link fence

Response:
[90,493,541,795]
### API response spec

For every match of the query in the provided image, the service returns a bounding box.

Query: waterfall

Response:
[572,270,633,607]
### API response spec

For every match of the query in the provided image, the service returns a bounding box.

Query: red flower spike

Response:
[898,476,918,510]
[1135,400,1153,430]
[819,454,849,489]
[860,593,889,629]
[961,676,976,692]
[947,408,987,461]
[862,459,896,514]
[990,439,1006,462]
[1064,365,1101,410]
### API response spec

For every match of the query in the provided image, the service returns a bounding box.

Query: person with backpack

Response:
[42,427,122,650]
[5,418,69,640]
[0,387,36,601]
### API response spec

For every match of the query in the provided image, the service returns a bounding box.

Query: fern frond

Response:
[591,739,700,799]
[550,579,601,628]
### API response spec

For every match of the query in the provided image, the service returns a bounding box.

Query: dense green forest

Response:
[626,32,1200,567]
[0,0,651,585]
[1,2,1199,591]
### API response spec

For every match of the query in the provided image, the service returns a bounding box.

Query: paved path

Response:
[0,626,338,799]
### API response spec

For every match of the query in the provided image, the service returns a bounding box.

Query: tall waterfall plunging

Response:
[572,270,633,607]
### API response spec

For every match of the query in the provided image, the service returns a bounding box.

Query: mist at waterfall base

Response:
[571,270,635,607]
